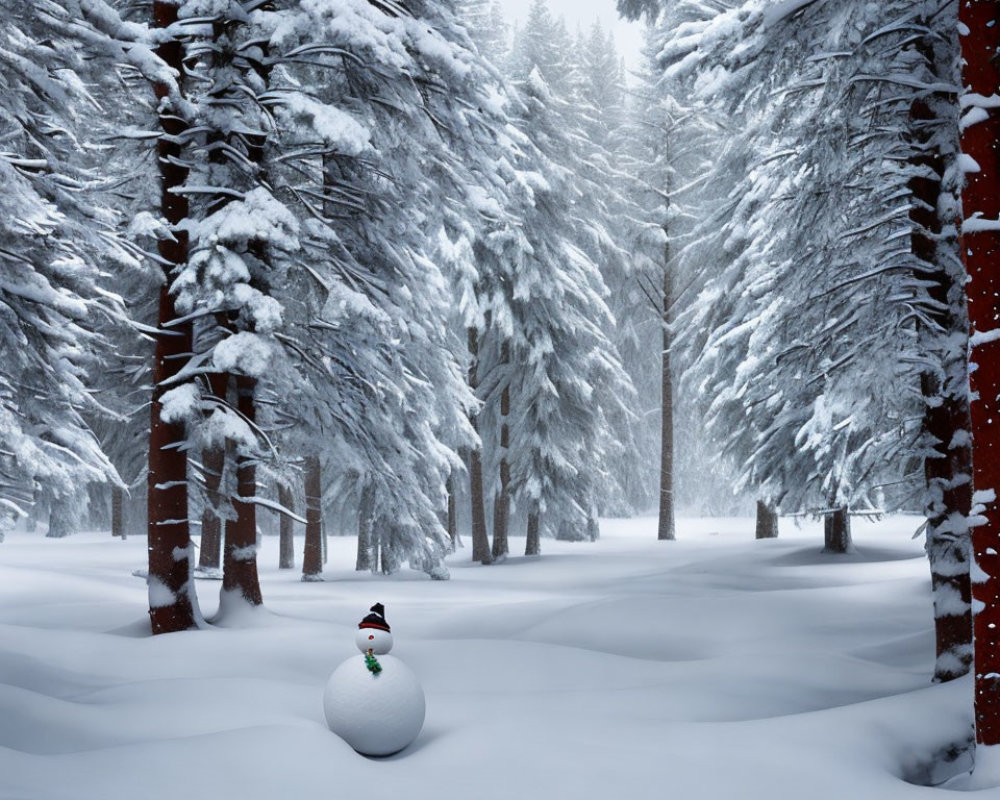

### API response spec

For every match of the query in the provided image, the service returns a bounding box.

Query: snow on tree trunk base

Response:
[211,588,268,627]
[942,744,1000,791]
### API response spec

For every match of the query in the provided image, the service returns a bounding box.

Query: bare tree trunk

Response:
[658,259,676,541]
[908,49,974,683]
[446,474,458,552]
[822,507,852,554]
[755,501,778,540]
[198,372,228,571]
[960,0,1000,748]
[302,454,323,580]
[492,363,511,560]
[525,508,540,556]
[278,481,295,569]
[467,328,492,564]
[46,495,74,538]
[587,505,600,541]
[221,375,262,607]
[147,1,199,634]
[197,445,224,571]
[111,486,125,539]
[356,478,374,571]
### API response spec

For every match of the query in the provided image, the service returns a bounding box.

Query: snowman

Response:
[323,603,425,756]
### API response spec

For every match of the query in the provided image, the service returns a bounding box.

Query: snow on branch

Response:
[970,328,1000,349]
[963,213,1000,234]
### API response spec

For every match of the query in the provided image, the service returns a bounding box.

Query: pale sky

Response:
[494,0,646,72]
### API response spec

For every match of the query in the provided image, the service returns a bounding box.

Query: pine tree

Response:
[905,5,974,682]
[624,0,979,675]
[571,20,655,520]
[509,0,574,96]
[495,69,627,549]
[147,0,202,632]
[464,0,509,65]
[0,1,144,540]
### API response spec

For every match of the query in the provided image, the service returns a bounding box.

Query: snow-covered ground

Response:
[0,515,991,798]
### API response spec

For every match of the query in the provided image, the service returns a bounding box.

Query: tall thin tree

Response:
[147,0,200,634]
[468,328,493,564]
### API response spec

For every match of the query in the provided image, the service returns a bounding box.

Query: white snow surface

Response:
[0,515,993,798]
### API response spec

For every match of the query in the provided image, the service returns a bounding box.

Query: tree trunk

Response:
[658,257,676,541]
[467,327,492,564]
[356,478,374,571]
[587,505,600,541]
[908,52,974,683]
[492,361,511,560]
[111,486,125,539]
[198,372,228,571]
[302,454,323,580]
[960,0,1000,748]
[46,495,74,538]
[221,375,262,607]
[556,517,586,541]
[278,481,295,569]
[822,507,852,554]
[446,474,458,552]
[147,1,199,634]
[525,509,540,556]
[755,501,778,539]
[198,446,224,571]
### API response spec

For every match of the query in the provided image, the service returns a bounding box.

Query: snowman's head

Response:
[356,603,393,654]
[355,627,393,654]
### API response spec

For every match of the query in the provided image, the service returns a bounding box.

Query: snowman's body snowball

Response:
[323,653,425,756]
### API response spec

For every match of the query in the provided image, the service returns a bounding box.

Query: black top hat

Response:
[358,602,390,632]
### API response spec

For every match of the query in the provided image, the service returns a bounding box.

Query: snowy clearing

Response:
[0,515,989,798]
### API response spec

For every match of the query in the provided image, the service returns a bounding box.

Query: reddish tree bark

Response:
[147,1,198,634]
[221,375,262,606]
[960,0,1000,747]
[302,454,324,580]
[909,72,974,682]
